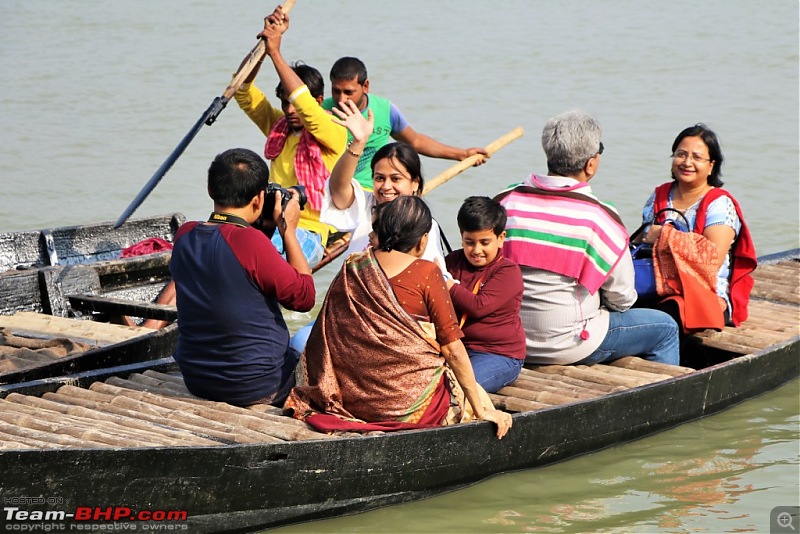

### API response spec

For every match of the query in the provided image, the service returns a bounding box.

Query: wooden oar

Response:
[312,126,525,273]
[113,0,297,229]
[423,126,524,194]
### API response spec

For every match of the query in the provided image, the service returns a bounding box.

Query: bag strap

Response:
[630,207,690,242]
[630,243,651,257]
[654,207,690,229]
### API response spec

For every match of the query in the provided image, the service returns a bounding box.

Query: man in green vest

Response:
[321,57,488,190]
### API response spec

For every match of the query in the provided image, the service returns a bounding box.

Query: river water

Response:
[1,1,798,532]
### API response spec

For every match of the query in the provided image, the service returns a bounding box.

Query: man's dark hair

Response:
[374,196,432,253]
[457,196,507,236]
[275,61,325,99]
[329,56,368,84]
[207,148,269,208]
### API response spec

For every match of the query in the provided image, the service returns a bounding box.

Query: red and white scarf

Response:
[264,116,329,211]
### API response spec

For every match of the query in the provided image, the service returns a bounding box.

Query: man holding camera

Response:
[234,6,347,265]
[170,148,315,407]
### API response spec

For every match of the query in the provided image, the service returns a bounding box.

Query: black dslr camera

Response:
[254,183,308,238]
[265,182,308,213]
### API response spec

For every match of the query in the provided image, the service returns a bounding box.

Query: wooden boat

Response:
[0,250,797,533]
[0,215,183,384]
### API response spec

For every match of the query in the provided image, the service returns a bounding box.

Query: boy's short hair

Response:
[457,196,507,236]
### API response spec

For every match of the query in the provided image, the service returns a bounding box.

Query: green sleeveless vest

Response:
[323,94,392,190]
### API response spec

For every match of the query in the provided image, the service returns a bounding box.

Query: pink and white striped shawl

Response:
[495,174,629,295]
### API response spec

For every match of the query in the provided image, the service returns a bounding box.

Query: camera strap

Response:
[208,212,250,228]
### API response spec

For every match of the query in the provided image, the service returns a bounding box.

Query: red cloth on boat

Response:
[283,249,458,432]
[692,188,756,326]
[120,237,173,257]
[654,224,725,333]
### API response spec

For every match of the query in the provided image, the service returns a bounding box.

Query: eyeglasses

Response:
[671,150,711,164]
[587,142,604,163]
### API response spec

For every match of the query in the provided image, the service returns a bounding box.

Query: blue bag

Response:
[629,208,690,300]
[630,243,656,298]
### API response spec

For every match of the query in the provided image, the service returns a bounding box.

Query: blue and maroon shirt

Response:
[171,221,315,406]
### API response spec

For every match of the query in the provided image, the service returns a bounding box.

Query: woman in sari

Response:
[284,196,512,439]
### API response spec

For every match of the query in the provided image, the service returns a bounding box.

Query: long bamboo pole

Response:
[423,126,524,194]
[113,1,296,229]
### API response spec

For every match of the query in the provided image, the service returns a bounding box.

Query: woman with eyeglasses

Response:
[638,124,757,334]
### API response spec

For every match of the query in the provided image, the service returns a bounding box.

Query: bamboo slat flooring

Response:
[0,358,683,449]
[695,259,799,355]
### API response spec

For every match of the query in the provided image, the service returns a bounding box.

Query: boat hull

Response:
[0,336,796,533]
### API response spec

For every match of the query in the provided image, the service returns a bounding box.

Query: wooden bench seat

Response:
[68,294,177,322]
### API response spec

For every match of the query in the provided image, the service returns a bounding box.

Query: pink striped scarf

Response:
[264,116,329,211]
[495,174,629,294]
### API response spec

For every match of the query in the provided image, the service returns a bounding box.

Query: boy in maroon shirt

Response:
[443,196,526,393]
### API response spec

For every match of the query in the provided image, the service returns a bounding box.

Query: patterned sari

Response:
[284,250,464,432]
[654,224,726,332]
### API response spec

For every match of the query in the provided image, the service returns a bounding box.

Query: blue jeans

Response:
[271,228,325,266]
[577,308,679,366]
[290,319,316,354]
[467,350,524,393]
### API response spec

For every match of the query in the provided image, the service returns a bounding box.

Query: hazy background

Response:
[1,2,798,532]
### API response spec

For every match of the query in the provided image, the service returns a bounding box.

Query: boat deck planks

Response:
[0,360,684,450]
[0,257,797,452]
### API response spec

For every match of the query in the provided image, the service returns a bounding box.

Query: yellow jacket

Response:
[235,83,347,245]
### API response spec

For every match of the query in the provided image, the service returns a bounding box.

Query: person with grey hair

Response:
[495,110,680,366]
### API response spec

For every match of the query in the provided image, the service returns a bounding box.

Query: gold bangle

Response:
[346,141,361,158]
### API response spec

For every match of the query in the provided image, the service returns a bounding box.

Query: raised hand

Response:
[261,6,289,36]
[331,100,374,143]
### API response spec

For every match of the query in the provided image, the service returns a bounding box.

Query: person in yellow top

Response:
[234,7,347,265]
